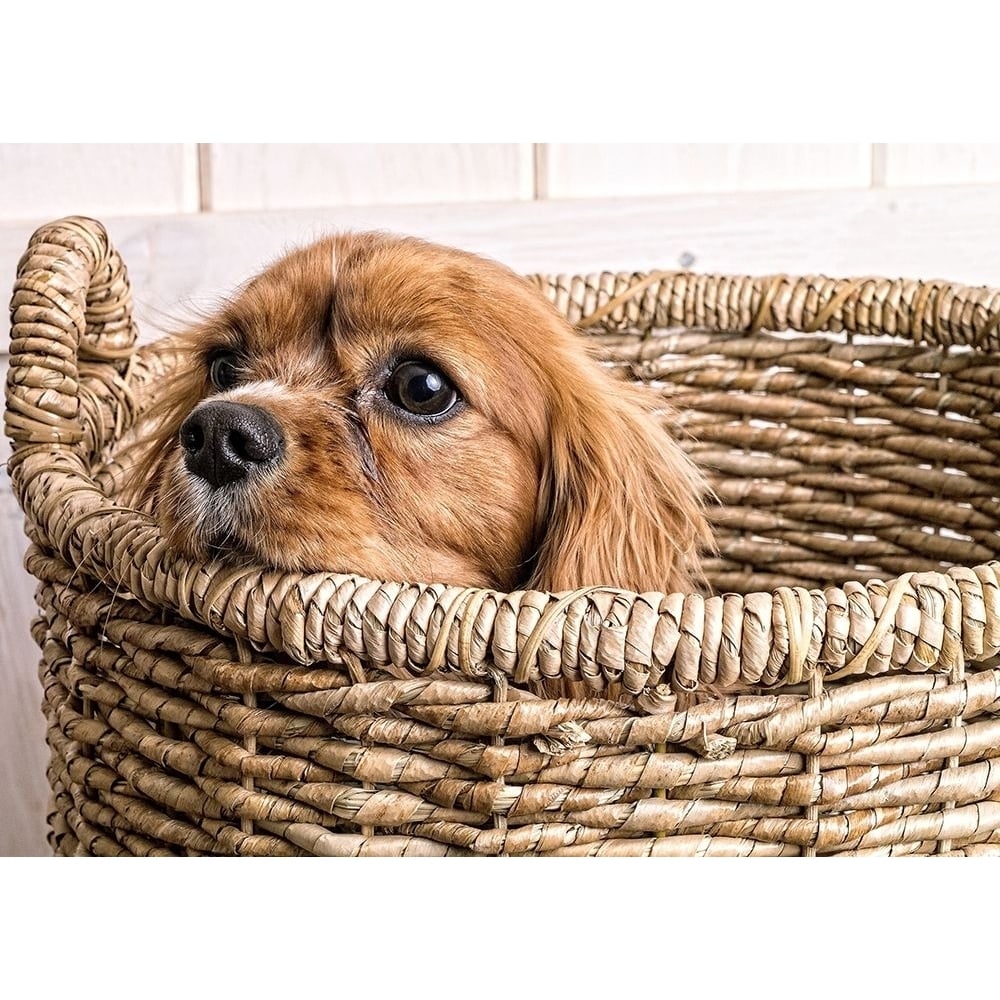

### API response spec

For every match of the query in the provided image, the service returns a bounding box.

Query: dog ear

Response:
[527,367,710,596]
[119,332,208,509]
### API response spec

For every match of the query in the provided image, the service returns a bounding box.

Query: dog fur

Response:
[131,232,711,597]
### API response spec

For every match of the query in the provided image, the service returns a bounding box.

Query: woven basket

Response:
[7,216,1000,857]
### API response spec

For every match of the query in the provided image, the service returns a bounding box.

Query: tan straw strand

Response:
[576,271,675,330]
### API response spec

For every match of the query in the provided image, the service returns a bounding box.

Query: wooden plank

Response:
[207,143,534,211]
[0,144,199,221]
[5,183,1000,353]
[0,368,50,856]
[543,143,872,198]
[883,144,1000,186]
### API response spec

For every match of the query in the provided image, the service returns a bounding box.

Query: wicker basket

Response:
[7,216,1000,857]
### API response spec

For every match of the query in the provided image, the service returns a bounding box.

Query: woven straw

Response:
[7,216,1000,857]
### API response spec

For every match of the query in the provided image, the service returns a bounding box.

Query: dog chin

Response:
[169,478,261,565]
[200,529,256,564]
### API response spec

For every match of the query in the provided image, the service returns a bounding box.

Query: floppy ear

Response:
[527,368,711,596]
[119,332,208,509]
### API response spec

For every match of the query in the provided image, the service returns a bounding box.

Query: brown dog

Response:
[132,232,710,595]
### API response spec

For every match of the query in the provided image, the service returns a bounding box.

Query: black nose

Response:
[180,401,284,488]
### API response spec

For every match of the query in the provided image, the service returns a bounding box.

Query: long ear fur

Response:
[528,367,711,596]
[117,333,207,509]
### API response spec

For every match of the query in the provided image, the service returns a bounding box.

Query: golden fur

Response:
[132,232,711,597]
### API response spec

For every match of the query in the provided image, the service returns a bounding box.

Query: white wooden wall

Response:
[4,143,1000,855]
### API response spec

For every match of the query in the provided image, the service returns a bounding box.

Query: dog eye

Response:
[384,361,459,417]
[208,351,241,391]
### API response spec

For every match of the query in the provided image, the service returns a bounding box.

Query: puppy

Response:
[131,232,711,598]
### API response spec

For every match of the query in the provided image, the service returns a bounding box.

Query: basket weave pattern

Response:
[7,217,1000,856]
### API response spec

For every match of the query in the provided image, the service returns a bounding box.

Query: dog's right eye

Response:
[208,352,241,391]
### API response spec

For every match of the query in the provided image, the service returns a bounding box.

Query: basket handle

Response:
[5,216,137,471]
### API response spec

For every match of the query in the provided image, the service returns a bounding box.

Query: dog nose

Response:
[180,401,284,488]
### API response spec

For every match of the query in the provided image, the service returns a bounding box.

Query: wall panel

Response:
[542,143,872,198]
[207,143,534,210]
[882,143,1000,186]
[0,144,199,221]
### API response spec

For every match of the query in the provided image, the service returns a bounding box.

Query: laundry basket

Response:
[7,216,1000,856]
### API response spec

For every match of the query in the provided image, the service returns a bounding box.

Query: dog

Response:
[131,232,711,600]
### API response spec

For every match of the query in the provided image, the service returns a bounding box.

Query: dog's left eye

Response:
[208,351,241,391]
[384,361,459,418]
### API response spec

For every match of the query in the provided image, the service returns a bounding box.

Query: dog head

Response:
[132,232,710,594]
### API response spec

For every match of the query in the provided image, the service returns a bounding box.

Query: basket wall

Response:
[7,218,1000,856]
